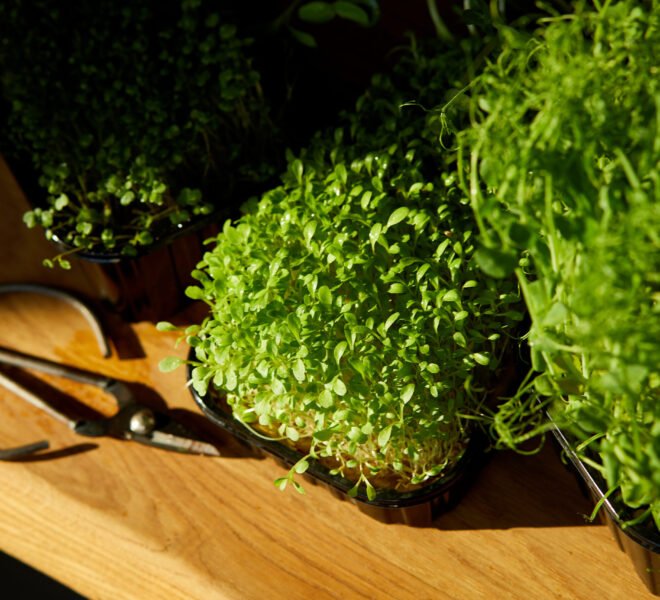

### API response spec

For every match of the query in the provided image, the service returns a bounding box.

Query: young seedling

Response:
[163,37,523,497]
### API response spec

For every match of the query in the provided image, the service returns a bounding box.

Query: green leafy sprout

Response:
[275,0,381,48]
[162,38,523,498]
[0,0,273,267]
[456,0,660,529]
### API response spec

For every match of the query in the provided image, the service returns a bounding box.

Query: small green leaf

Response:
[333,378,347,396]
[388,283,406,294]
[318,285,332,305]
[286,427,300,442]
[472,352,490,366]
[23,211,37,228]
[303,220,317,243]
[298,1,336,23]
[334,341,348,365]
[286,313,301,340]
[225,370,238,391]
[54,194,69,210]
[159,356,183,372]
[272,378,286,395]
[365,480,376,501]
[76,221,93,235]
[274,477,288,491]
[416,263,431,283]
[378,425,392,447]
[314,428,334,440]
[293,358,306,382]
[319,389,333,408]
[289,26,317,47]
[334,1,370,26]
[156,321,177,332]
[335,163,348,184]
[185,286,205,300]
[360,190,372,209]
[369,223,382,248]
[384,312,400,332]
[220,24,237,39]
[453,332,467,348]
[120,191,135,206]
[136,231,153,246]
[387,206,409,228]
[294,459,309,474]
[101,229,114,245]
[401,383,415,404]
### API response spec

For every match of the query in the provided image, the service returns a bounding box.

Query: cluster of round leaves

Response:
[0,0,270,266]
[164,43,523,496]
[285,0,380,47]
[457,1,660,528]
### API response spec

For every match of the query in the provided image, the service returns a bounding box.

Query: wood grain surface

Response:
[0,157,655,599]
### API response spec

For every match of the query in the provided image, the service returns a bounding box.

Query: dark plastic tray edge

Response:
[549,419,659,553]
[187,359,486,514]
[50,212,220,264]
[549,416,659,596]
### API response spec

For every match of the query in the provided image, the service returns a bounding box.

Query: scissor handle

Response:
[0,346,115,390]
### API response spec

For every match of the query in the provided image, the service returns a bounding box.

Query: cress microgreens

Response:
[162,38,523,498]
[0,0,273,268]
[456,1,660,529]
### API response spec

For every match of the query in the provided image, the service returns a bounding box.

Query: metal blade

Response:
[130,430,221,456]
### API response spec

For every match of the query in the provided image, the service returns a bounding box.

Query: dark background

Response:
[0,551,85,599]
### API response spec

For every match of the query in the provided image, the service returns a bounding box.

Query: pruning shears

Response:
[0,283,220,460]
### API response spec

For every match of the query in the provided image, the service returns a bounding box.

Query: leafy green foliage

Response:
[458,1,660,528]
[177,40,522,496]
[280,0,380,47]
[0,0,273,266]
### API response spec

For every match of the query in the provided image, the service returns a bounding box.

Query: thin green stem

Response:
[426,0,454,43]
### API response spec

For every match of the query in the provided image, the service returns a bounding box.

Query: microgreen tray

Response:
[551,424,660,595]
[54,220,217,322]
[188,360,488,526]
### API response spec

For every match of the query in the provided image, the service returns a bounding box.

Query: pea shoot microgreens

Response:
[161,39,523,499]
[0,0,272,268]
[457,1,660,529]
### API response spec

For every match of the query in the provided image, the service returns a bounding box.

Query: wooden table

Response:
[0,160,655,599]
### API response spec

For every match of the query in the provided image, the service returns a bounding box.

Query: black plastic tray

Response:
[188,359,487,526]
[551,424,660,595]
[50,212,218,264]
[50,220,219,322]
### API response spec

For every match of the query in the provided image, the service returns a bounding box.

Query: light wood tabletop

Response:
[0,158,655,599]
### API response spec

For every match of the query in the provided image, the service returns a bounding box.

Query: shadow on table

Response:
[0,551,86,600]
[434,441,597,531]
[0,366,254,461]
[1,361,596,530]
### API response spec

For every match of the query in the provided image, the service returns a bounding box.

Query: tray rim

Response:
[187,356,487,509]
